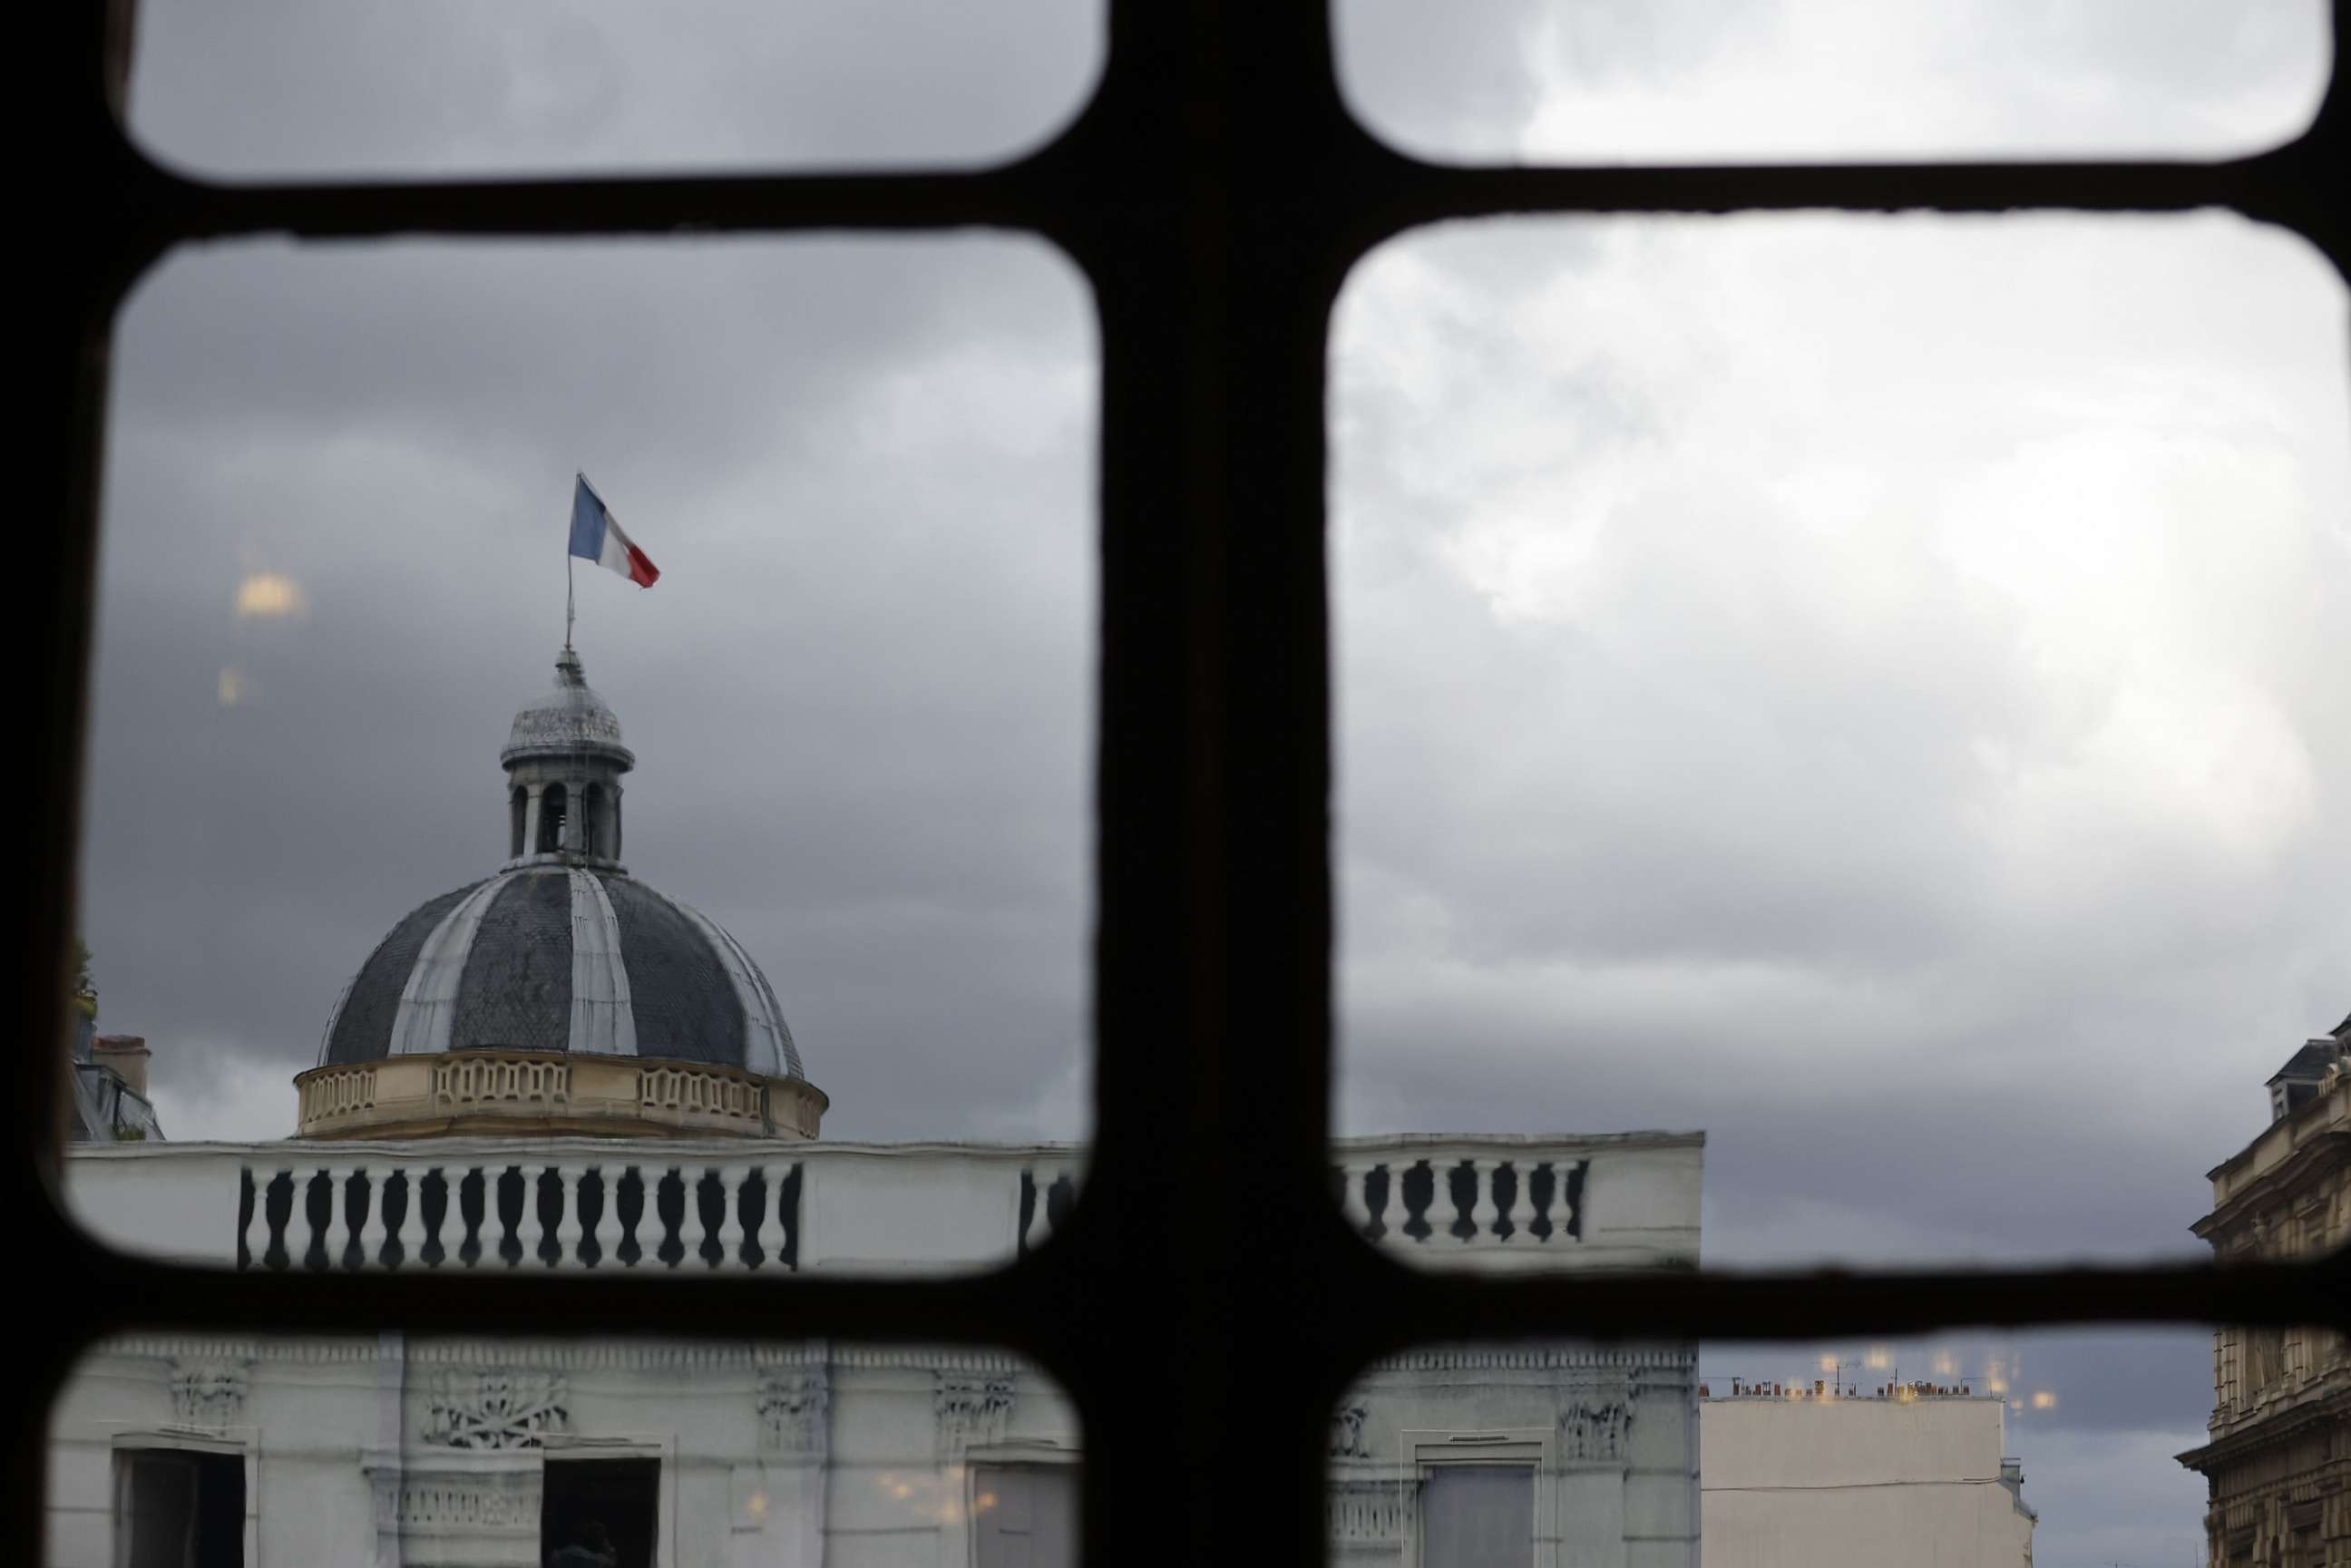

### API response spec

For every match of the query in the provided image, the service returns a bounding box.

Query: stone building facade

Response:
[2179,1013,2351,1568]
[46,645,1705,1568]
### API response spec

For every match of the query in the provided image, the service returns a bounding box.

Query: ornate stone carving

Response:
[757,1366,831,1455]
[934,1372,1015,1456]
[1329,1401,1371,1458]
[168,1359,250,1427]
[1559,1370,1634,1463]
[423,1368,570,1450]
[372,1469,541,1532]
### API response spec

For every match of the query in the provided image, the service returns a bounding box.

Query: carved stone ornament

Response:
[1329,1401,1371,1458]
[1559,1370,1634,1463]
[424,1368,570,1450]
[168,1359,251,1427]
[934,1372,1015,1456]
[370,1467,541,1534]
[757,1366,832,1455]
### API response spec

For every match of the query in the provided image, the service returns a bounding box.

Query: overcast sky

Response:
[77,4,2346,1563]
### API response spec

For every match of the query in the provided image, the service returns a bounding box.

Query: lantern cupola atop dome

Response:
[502,647,633,866]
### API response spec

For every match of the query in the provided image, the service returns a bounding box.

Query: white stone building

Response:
[47,648,1706,1568]
[1699,1381,2036,1568]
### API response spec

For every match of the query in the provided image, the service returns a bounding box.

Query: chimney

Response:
[92,1035,150,1096]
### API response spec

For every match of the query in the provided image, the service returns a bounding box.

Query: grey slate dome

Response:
[318,863,805,1078]
[316,646,806,1083]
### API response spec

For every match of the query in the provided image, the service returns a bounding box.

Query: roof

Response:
[318,864,804,1079]
[501,648,634,770]
[2269,1037,2345,1086]
[65,1017,164,1143]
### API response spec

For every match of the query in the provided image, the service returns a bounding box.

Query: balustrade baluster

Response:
[686,1170,719,1269]
[1029,1167,1058,1250]
[553,1166,585,1268]
[380,1170,412,1269]
[737,1166,769,1268]
[240,1170,270,1271]
[354,1167,387,1270]
[594,1169,626,1268]
[1338,1164,1371,1238]
[301,1168,335,1271]
[515,1164,546,1268]
[1504,1162,1535,1242]
[716,1164,748,1270]
[1464,1159,1496,1242]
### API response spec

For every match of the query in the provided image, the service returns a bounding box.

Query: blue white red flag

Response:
[569,474,659,588]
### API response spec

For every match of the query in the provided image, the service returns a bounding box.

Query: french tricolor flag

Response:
[569,474,659,588]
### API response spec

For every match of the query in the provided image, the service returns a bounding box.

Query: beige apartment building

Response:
[1699,1380,2034,1568]
[2178,1012,2350,1568]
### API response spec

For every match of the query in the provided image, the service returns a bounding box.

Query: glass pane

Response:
[65,235,1095,1272]
[49,1334,1078,1566]
[1423,1467,1534,1568]
[1335,0,2332,164]
[973,1463,1079,1568]
[124,0,1103,178]
[1335,1329,2273,1568]
[1331,213,2351,1271]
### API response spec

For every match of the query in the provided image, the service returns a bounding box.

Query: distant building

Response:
[65,1014,163,1144]
[1699,1378,2034,1568]
[2178,1011,2351,1568]
[48,645,1705,1568]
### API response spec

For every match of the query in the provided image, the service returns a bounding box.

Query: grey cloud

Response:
[1334,0,2327,161]
[84,235,1093,1141]
[128,0,1103,175]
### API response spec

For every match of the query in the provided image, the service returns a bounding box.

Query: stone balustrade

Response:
[1332,1133,1703,1271]
[234,1156,806,1272]
[290,1049,828,1141]
[64,1131,1699,1276]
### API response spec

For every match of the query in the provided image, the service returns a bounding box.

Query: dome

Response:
[319,863,804,1079]
[502,648,634,770]
[293,644,825,1141]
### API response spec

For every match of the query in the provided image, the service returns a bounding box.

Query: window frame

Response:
[969,1456,1082,1568]
[17,4,2348,1566]
[112,1440,250,1568]
[1402,1432,1550,1568]
[539,1443,668,1568]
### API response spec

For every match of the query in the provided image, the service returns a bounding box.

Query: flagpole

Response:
[565,550,575,652]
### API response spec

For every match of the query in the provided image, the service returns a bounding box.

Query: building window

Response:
[971,1464,1078,1568]
[541,1454,658,1568]
[1420,1465,1533,1568]
[537,783,568,855]
[116,1448,243,1568]
[2247,1326,2285,1391]
[510,785,528,859]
